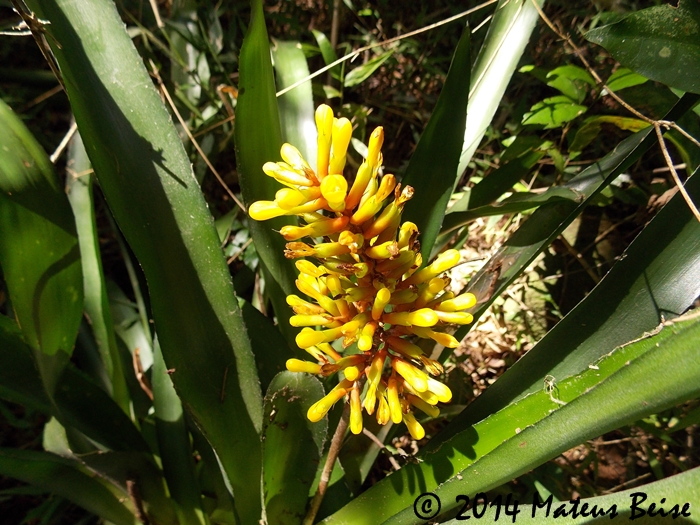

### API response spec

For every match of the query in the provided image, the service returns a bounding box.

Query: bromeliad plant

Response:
[1,1,700,525]
[249,104,476,438]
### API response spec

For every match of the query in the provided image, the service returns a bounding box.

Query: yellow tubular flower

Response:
[308,379,352,422]
[248,104,477,436]
[350,382,363,434]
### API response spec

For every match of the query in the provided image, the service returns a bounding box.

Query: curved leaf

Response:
[586,1,700,94]
[440,466,700,524]
[402,25,470,262]
[66,131,130,413]
[381,314,700,523]
[22,0,264,521]
[457,0,546,177]
[0,98,82,394]
[0,448,136,525]
[261,372,327,525]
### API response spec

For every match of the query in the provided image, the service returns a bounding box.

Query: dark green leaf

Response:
[261,372,326,525]
[402,25,470,263]
[586,1,700,94]
[381,315,700,524]
[0,98,82,395]
[546,65,595,104]
[0,448,136,525]
[236,0,298,299]
[22,1,264,521]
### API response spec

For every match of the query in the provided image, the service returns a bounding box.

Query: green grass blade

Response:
[382,315,700,523]
[0,98,82,394]
[272,40,316,162]
[261,372,327,525]
[65,131,130,414]
[402,25,470,263]
[457,0,545,177]
[23,0,264,520]
[152,338,208,525]
[440,467,700,524]
[0,448,137,525]
[236,0,298,297]
[437,162,700,446]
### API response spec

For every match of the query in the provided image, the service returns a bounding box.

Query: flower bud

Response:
[286,359,323,374]
[383,308,439,327]
[403,411,425,440]
[307,379,352,422]
[436,293,477,312]
[392,358,428,393]
[371,287,392,321]
[330,118,352,175]
[387,376,403,424]
[404,249,461,285]
[434,311,474,325]
[320,174,349,212]
[248,200,286,221]
[315,105,334,178]
[350,382,363,434]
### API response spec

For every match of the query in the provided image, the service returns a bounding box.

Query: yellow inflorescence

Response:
[249,104,476,440]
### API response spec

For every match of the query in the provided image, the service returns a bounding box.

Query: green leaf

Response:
[0,98,82,394]
[311,29,340,80]
[441,187,583,235]
[605,67,648,92]
[586,1,700,94]
[152,338,207,525]
[546,65,595,104]
[440,162,700,445]
[458,0,545,177]
[569,115,650,152]
[401,25,470,263]
[0,448,136,525]
[66,131,130,414]
[440,467,700,524]
[324,314,700,524]
[261,372,327,525]
[272,40,316,162]
[343,50,394,88]
[465,137,548,210]
[236,0,298,298]
[522,95,588,129]
[382,314,700,524]
[22,0,264,521]
[0,316,150,453]
[447,93,699,354]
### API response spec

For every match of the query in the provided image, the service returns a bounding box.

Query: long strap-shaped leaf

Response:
[236,0,298,298]
[382,315,700,524]
[322,312,700,524]
[0,98,82,397]
[401,24,470,263]
[439,466,700,524]
[25,0,263,521]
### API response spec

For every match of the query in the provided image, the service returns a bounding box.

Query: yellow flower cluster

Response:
[249,105,476,440]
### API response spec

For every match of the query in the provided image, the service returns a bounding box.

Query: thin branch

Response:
[303,403,350,525]
[362,428,401,471]
[148,60,246,213]
[50,120,78,164]
[277,0,500,97]
[147,0,165,29]
[654,124,700,223]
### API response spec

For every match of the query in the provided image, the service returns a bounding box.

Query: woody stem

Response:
[303,402,350,525]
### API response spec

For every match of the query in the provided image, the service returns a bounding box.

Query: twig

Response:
[50,120,78,164]
[362,427,401,471]
[303,403,350,525]
[654,124,700,223]
[530,0,700,223]
[147,0,164,29]
[277,0,499,97]
[227,238,253,265]
[148,60,246,213]
[133,348,154,401]
[557,235,600,284]
[22,84,63,111]
[327,0,341,86]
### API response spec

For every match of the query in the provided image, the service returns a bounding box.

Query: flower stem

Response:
[303,402,350,525]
